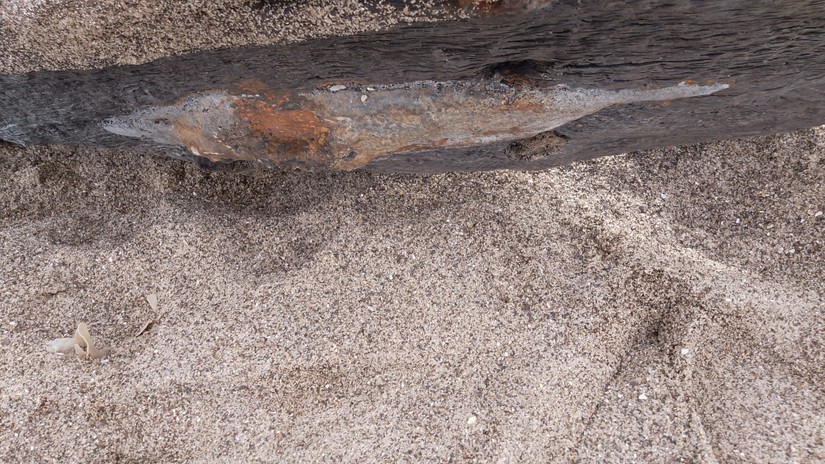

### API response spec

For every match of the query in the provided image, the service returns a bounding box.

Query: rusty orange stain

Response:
[236,98,333,166]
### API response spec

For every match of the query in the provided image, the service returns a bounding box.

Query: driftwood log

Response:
[2,0,825,172]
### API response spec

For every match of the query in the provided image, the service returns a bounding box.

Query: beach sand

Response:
[1,1,823,462]
[1,132,822,462]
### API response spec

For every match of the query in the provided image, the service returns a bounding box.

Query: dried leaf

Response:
[146,293,158,311]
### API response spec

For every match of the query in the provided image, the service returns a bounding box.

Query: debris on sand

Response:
[46,322,106,360]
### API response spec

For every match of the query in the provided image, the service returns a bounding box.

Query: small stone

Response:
[360,94,368,102]
[467,415,477,426]
[680,348,690,355]
[329,84,346,92]
[638,393,648,401]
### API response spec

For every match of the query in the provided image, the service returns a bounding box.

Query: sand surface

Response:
[1,0,471,73]
[1,1,824,462]
[1,132,823,462]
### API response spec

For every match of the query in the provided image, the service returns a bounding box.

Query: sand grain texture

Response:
[1,132,823,462]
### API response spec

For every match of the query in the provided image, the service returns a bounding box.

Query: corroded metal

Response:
[103,80,728,171]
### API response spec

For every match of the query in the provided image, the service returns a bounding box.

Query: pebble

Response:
[329,84,346,92]
[638,393,648,401]
[467,415,477,426]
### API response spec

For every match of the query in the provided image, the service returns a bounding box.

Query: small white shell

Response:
[146,293,158,311]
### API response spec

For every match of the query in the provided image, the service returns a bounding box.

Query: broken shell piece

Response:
[74,341,86,357]
[47,323,106,359]
[74,322,106,359]
[146,293,158,311]
[46,337,76,354]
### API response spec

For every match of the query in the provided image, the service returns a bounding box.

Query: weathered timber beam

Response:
[2,0,825,172]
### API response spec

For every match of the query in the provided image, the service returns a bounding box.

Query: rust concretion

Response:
[102,80,728,170]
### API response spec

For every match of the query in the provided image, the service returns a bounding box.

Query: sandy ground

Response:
[1,131,823,462]
[1,0,473,73]
[1,1,824,462]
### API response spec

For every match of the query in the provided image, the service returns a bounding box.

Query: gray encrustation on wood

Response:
[2,0,825,173]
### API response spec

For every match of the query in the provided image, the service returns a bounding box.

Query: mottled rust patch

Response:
[235,99,333,167]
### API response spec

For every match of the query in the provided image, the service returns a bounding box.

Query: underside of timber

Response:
[2,0,825,172]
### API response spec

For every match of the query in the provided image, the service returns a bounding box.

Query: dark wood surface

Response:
[2,0,825,172]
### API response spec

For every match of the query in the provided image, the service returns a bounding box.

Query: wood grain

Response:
[2,0,824,172]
